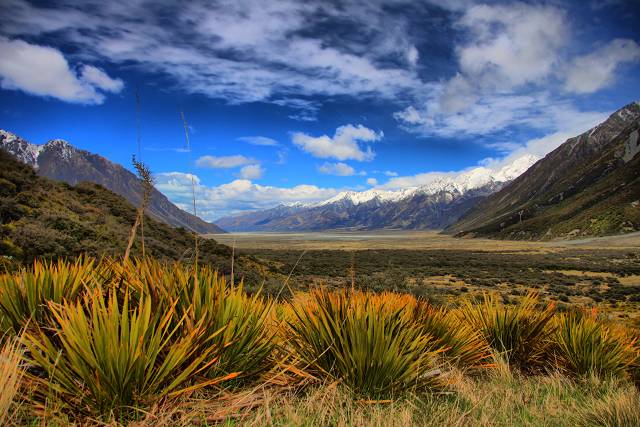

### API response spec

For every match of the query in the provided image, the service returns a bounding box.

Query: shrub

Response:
[286,289,439,397]
[459,293,555,372]
[553,310,636,379]
[23,288,232,419]
[0,257,97,334]
[128,258,275,381]
[415,303,492,369]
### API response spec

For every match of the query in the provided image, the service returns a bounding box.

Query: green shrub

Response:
[287,289,439,397]
[553,311,636,379]
[459,293,555,372]
[0,257,97,333]
[24,288,232,419]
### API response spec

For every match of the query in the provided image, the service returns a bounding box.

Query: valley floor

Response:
[206,231,640,326]
[206,230,640,251]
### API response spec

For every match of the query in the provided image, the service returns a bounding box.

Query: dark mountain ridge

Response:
[449,101,640,239]
[0,130,225,234]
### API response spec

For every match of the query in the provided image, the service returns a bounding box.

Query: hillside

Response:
[450,102,640,239]
[216,155,538,231]
[0,130,225,234]
[0,149,263,279]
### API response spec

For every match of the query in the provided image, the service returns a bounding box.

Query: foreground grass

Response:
[71,373,637,426]
[1,257,639,426]
[227,376,640,427]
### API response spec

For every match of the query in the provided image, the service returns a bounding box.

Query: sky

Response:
[0,0,639,221]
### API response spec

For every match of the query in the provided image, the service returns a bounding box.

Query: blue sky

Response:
[0,0,639,221]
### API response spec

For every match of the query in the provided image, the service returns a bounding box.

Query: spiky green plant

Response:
[459,293,555,372]
[553,311,636,379]
[287,289,439,398]
[0,257,97,334]
[23,288,233,419]
[0,334,25,425]
[415,303,492,369]
[126,258,275,380]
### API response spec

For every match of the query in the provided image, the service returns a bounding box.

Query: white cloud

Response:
[0,0,424,112]
[292,124,382,161]
[384,171,398,177]
[195,155,255,169]
[392,2,620,141]
[317,162,356,176]
[456,4,566,92]
[564,39,640,94]
[366,178,378,186]
[238,164,264,179]
[0,36,122,104]
[79,65,124,93]
[406,45,419,66]
[237,136,279,146]
[155,171,339,219]
[395,91,610,139]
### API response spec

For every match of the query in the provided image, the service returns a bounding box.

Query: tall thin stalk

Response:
[180,111,199,271]
[124,156,153,262]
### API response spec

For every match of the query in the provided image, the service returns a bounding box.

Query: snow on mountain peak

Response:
[45,139,75,160]
[311,154,539,208]
[0,129,43,168]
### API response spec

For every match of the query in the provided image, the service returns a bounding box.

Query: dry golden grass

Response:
[0,334,25,425]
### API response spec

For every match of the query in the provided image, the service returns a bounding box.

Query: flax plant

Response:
[0,257,97,334]
[287,289,440,397]
[459,292,555,372]
[23,288,232,419]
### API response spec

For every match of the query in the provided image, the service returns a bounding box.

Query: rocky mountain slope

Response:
[217,155,538,231]
[449,102,640,240]
[0,130,224,234]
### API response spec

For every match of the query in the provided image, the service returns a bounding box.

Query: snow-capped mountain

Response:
[1,130,225,234]
[309,155,539,209]
[450,101,640,239]
[216,154,539,231]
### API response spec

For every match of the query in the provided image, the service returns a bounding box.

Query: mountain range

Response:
[0,130,224,234]
[216,155,539,231]
[218,101,639,239]
[450,101,640,239]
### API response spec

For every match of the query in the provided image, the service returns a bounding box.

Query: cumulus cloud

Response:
[237,164,264,180]
[195,155,255,169]
[455,4,566,92]
[0,36,122,104]
[366,178,378,186]
[564,39,640,94]
[317,162,357,176]
[155,172,339,219]
[237,136,279,146]
[384,171,398,177]
[292,124,382,161]
[392,2,622,142]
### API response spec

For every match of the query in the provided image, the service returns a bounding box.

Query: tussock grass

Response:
[0,257,97,333]
[0,258,639,425]
[287,289,440,397]
[553,310,636,379]
[576,384,640,427]
[0,334,25,425]
[23,288,232,419]
[459,292,555,372]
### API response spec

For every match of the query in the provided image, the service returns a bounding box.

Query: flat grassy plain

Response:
[208,231,640,326]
